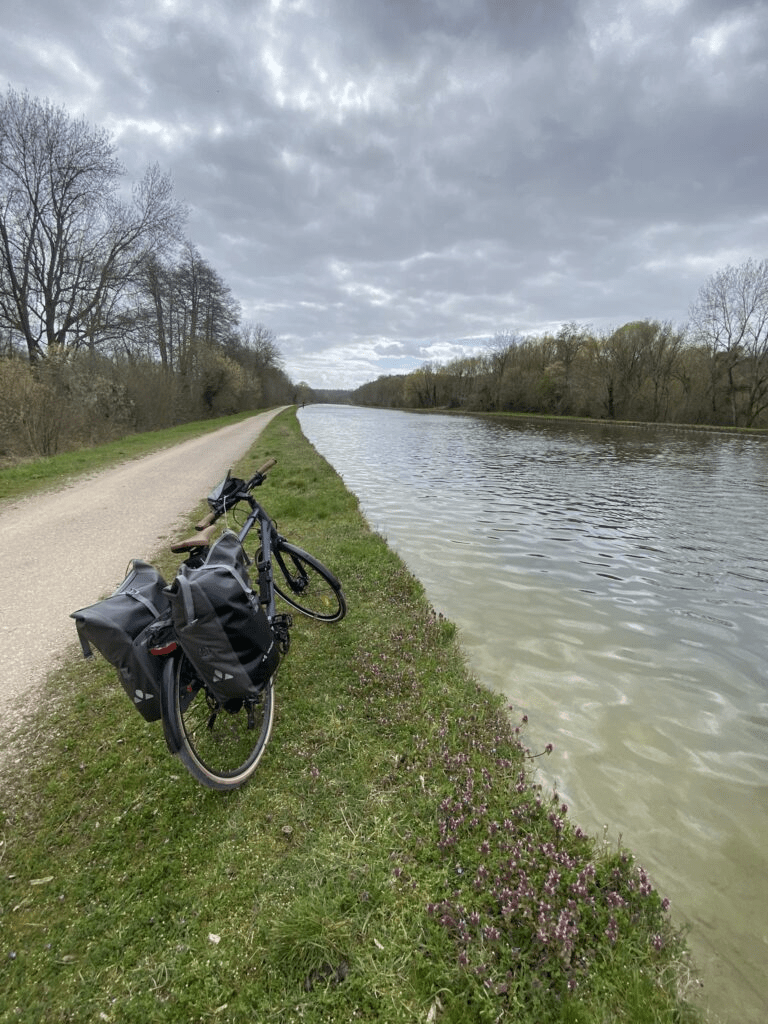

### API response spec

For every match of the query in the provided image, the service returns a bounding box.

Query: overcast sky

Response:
[3,0,767,388]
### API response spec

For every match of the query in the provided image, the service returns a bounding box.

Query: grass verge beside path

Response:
[0,412,258,503]
[0,409,701,1024]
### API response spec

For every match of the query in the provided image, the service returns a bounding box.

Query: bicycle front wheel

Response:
[272,541,347,622]
[161,654,275,790]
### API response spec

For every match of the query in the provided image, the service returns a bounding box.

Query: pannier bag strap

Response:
[125,587,164,619]
[176,576,196,626]
[204,563,254,597]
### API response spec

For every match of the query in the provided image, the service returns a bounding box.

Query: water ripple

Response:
[300,405,768,1022]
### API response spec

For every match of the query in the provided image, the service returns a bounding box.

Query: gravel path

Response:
[0,409,286,737]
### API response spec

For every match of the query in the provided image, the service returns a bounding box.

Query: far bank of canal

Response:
[299,405,768,1024]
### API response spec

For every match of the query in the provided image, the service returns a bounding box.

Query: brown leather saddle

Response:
[170,524,217,553]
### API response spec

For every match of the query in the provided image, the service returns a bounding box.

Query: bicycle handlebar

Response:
[256,458,277,477]
[196,510,217,528]
[194,458,277,529]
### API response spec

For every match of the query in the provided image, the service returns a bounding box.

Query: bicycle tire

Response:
[161,653,275,790]
[271,541,347,622]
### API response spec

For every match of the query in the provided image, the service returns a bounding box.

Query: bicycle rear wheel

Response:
[272,541,347,622]
[161,654,275,790]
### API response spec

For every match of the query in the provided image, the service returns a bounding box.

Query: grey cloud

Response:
[2,0,767,387]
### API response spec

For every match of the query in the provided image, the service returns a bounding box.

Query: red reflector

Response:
[150,641,178,656]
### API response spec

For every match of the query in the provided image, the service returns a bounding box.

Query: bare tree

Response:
[135,243,240,374]
[552,322,590,412]
[689,258,768,426]
[635,320,686,421]
[232,322,283,369]
[0,88,185,361]
[221,321,295,407]
[136,254,174,368]
[176,243,239,350]
[488,331,520,408]
[405,362,440,408]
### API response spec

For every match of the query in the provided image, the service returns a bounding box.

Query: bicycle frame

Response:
[235,495,277,620]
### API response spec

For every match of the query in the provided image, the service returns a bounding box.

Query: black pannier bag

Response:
[70,561,170,722]
[165,530,278,705]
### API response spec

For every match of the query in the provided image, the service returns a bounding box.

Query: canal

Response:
[298,404,768,1024]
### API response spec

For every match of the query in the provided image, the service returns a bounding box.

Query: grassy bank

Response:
[0,409,701,1023]
[0,411,259,503]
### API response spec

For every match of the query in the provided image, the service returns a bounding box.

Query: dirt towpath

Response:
[0,409,286,736]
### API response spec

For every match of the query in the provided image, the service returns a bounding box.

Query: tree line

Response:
[352,261,768,430]
[0,87,295,459]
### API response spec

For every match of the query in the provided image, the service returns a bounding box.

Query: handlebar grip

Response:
[195,510,217,530]
[257,458,277,476]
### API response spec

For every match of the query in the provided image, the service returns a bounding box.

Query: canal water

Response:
[298,405,768,1024]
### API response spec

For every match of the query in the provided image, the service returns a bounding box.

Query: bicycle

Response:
[155,458,346,790]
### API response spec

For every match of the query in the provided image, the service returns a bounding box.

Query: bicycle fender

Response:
[159,655,183,755]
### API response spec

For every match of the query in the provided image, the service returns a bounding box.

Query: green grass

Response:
[0,411,259,503]
[0,409,702,1023]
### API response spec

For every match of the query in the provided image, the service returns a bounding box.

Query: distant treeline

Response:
[351,260,768,430]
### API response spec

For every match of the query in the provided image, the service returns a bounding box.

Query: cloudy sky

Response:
[3,0,767,388]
